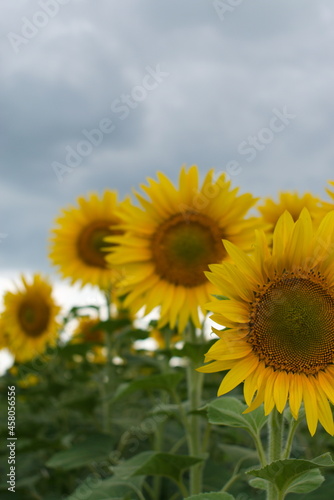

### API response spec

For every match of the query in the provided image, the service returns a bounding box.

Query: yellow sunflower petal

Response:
[289,373,303,419]
[223,240,263,285]
[217,355,258,396]
[317,370,334,404]
[264,370,278,415]
[302,376,318,436]
[316,387,334,435]
[273,371,290,413]
[197,359,237,373]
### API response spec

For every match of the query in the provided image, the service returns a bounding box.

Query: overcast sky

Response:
[1,0,334,293]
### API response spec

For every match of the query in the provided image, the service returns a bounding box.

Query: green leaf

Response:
[113,451,203,484]
[211,295,230,301]
[148,403,180,417]
[115,327,150,342]
[288,469,325,494]
[207,396,267,435]
[249,477,268,491]
[184,493,235,500]
[46,434,114,470]
[248,453,334,496]
[57,342,92,358]
[111,372,184,402]
[172,340,216,363]
[97,318,132,333]
[66,476,144,500]
[219,443,258,463]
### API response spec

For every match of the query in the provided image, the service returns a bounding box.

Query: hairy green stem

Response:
[251,431,267,467]
[268,409,284,462]
[102,290,113,433]
[267,409,284,500]
[282,416,300,459]
[185,322,204,495]
[152,408,165,500]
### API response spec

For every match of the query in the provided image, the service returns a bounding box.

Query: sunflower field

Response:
[2,166,334,500]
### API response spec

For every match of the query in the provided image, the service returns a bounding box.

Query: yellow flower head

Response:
[319,180,334,218]
[0,316,10,350]
[150,328,181,349]
[199,209,334,435]
[49,191,123,289]
[72,316,106,363]
[9,366,40,387]
[258,191,321,233]
[106,165,260,332]
[18,373,40,388]
[72,317,105,344]
[2,274,60,362]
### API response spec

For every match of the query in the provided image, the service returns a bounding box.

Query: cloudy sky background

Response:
[1,0,334,312]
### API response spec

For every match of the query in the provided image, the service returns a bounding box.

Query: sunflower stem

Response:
[102,289,113,434]
[251,430,267,467]
[268,408,284,462]
[152,417,164,500]
[185,321,204,495]
[282,416,300,459]
[267,408,284,500]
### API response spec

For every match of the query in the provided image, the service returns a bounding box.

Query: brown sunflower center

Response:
[249,276,334,374]
[82,322,104,343]
[18,298,50,338]
[151,212,225,287]
[77,220,121,268]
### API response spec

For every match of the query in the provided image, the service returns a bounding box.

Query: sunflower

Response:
[0,317,9,350]
[199,209,334,435]
[319,180,334,217]
[49,191,123,289]
[72,316,104,343]
[106,165,260,332]
[150,328,181,349]
[72,317,106,363]
[2,274,60,362]
[258,191,321,232]
[9,366,40,387]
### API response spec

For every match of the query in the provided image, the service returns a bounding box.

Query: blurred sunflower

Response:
[49,191,123,289]
[258,191,321,232]
[150,328,181,349]
[319,180,334,217]
[106,165,260,332]
[2,274,60,362]
[0,316,9,350]
[199,209,334,435]
[72,317,106,363]
[9,367,40,388]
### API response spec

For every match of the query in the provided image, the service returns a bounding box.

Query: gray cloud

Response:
[1,0,334,276]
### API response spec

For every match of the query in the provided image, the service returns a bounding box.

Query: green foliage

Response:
[172,340,217,364]
[248,453,334,497]
[66,475,144,500]
[113,451,203,483]
[46,434,115,470]
[185,493,235,499]
[2,307,334,500]
[111,372,184,403]
[207,396,268,435]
